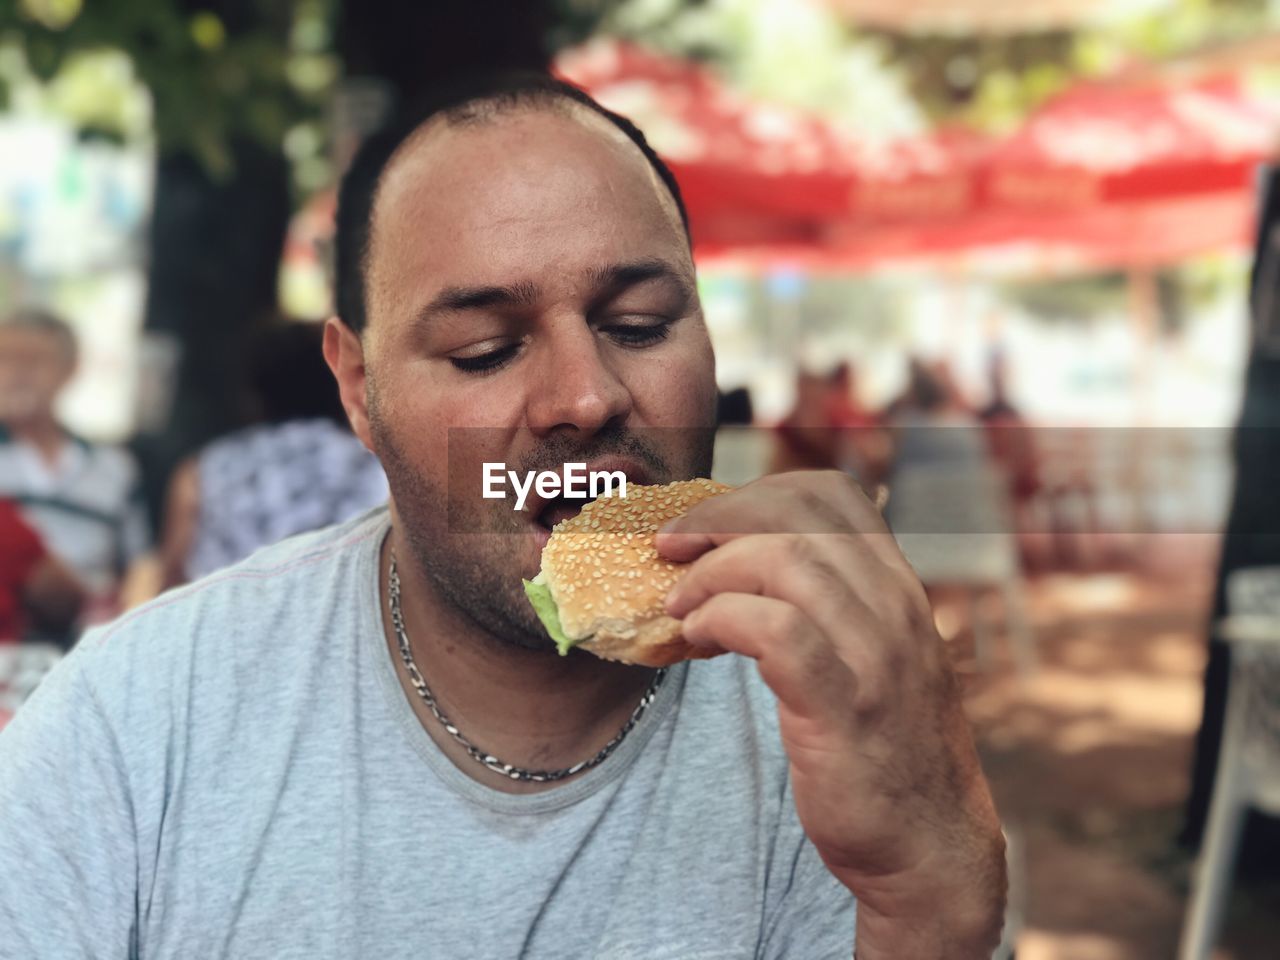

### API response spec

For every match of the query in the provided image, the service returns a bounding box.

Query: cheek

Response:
[382,347,526,429]
[376,361,524,497]
[630,327,717,428]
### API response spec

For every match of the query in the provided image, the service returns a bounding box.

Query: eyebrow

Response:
[414,258,694,329]
[419,279,542,320]
[585,258,694,302]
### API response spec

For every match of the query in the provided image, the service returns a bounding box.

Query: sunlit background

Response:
[2,0,1280,957]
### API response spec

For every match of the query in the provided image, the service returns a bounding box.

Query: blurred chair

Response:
[1179,566,1280,959]
[889,464,1036,675]
[0,642,63,733]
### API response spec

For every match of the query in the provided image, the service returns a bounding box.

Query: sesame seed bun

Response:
[538,478,733,667]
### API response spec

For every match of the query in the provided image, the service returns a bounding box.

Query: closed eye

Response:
[603,318,675,348]
[449,342,520,375]
[448,318,674,375]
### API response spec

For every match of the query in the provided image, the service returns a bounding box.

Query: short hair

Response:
[334,71,692,335]
[1,307,78,363]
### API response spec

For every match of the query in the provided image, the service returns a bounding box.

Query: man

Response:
[0,308,149,641]
[0,75,1005,958]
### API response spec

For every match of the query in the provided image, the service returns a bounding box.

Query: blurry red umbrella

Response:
[981,76,1280,212]
[766,77,1277,273]
[557,40,1278,273]
[553,39,984,248]
[935,75,1280,272]
[811,190,1254,273]
[695,192,1248,275]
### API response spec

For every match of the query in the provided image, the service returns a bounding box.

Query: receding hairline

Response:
[367,97,689,276]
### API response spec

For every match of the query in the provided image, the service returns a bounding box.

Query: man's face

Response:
[0,327,74,425]
[357,105,718,649]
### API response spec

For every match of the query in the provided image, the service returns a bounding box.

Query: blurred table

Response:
[0,643,63,732]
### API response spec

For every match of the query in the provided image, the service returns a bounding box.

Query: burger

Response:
[523,478,732,667]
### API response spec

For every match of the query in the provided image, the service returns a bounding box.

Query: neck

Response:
[379,528,659,795]
[8,415,66,464]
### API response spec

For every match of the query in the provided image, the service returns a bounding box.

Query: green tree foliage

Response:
[2,0,1273,187]
[877,0,1273,131]
[551,0,924,137]
[0,0,338,180]
[557,0,1275,134]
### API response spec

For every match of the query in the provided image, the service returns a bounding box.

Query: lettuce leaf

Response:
[523,574,576,656]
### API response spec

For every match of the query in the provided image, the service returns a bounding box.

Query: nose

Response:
[526,320,632,437]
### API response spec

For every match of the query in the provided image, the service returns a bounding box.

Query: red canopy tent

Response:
[729,76,1280,274]
[981,76,1277,209]
[965,76,1278,271]
[553,40,983,250]
[557,40,1279,274]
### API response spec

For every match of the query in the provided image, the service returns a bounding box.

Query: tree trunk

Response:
[131,0,556,523]
[132,141,291,524]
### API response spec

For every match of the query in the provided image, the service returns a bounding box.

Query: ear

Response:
[323,317,374,452]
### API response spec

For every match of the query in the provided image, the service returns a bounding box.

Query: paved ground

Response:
[950,537,1280,959]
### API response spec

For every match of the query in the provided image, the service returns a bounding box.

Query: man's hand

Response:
[656,471,1006,959]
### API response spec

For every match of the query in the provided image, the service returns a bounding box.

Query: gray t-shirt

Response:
[0,508,856,959]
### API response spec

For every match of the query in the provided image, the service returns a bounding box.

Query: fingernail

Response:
[664,586,682,614]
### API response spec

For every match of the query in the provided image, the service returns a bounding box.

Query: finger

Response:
[681,592,857,722]
[657,472,906,569]
[655,481,825,566]
[666,533,893,634]
[872,483,891,513]
[749,470,891,533]
[651,528,724,564]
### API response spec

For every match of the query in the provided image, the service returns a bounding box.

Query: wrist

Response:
[844,830,1007,960]
[853,895,1002,960]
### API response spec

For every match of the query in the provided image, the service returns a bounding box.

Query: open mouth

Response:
[524,457,655,548]
[535,494,598,532]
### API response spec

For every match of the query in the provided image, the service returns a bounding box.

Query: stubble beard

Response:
[369,389,547,652]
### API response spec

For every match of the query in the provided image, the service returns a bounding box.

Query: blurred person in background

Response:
[0,498,85,642]
[158,320,388,588]
[977,350,1041,542]
[0,309,149,646]
[883,359,1001,639]
[976,351,1019,426]
[885,358,988,474]
[770,367,839,473]
[826,361,891,488]
[883,358,992,527]
[823,361,867,428]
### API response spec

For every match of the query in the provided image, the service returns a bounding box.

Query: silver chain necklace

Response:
[388,552,667,783]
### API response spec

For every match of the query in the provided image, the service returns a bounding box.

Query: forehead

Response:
[365,105,689,328]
